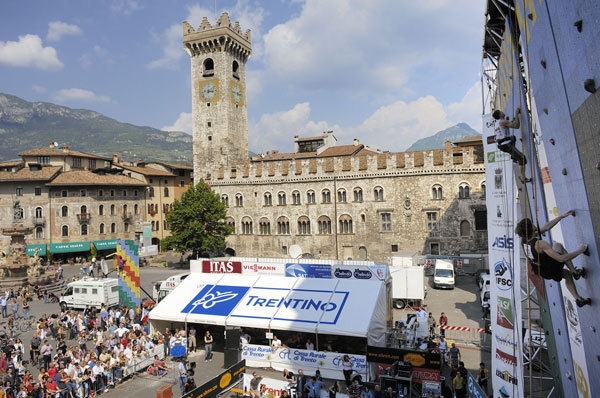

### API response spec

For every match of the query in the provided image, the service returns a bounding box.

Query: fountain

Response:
[0,200,51,288]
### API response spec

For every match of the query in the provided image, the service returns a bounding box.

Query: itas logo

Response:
[494,259,513,290]
[181,285,249,316]
[492,235,514,250]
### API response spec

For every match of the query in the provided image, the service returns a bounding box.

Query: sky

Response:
[0,0,486,155]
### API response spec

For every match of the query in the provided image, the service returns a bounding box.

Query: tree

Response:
[163,180,233,255]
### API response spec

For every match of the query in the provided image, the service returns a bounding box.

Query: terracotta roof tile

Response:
[47,170,148,186]
[119,164,175,177]
[18,147,111,160]
[149,161,193,170]
[0,166,62,182]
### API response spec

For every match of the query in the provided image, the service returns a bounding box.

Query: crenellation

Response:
[216,12,232,28]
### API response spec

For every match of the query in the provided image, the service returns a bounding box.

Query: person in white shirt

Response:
[271,335,282,351]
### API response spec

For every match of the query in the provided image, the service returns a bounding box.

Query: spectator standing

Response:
[188,326,196,352]
[342,355,353,388]
[477,362,489,394]
[438,312,448,338]
[204,330,214,361]
[427,312,436,338]
[449,343,461,369]
[1,295,7,318]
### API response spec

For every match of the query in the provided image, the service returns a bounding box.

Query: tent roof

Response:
[149,272,387,343]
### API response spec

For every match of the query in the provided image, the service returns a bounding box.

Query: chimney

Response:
[353,139,359,146]
[49,142,55,149]
[138,159,145,167]
[112,154,118,164]
[62,145,69,153]
[445,140,452,151]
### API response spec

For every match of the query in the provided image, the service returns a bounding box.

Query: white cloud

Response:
[54,88,111,103]
[147,24,183,70]
[162,112,192,134]
[80,45,112,70]
[32,85,46,94]
[446,82,483,133]
[46,21,82,42]
[0,35,63,70]
[109,0,143,15]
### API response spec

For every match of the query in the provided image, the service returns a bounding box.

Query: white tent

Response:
[149,272,388,346]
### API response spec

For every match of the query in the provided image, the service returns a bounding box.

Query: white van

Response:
[433,259,455,289]
[59,277,120,310]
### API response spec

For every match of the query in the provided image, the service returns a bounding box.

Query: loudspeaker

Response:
[224,347,241,368]
[225,328,241,349]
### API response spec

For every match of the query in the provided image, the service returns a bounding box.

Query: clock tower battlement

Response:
[184,12,252,181]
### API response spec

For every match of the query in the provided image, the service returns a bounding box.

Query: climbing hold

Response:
[584,79,596,93]
[541,60,547,69]
[549,138,555,145]
[596,161,600,170]
[543,108,548,114]
[562,168,568,175]
[574,20,583,32]
[528,13,534,20]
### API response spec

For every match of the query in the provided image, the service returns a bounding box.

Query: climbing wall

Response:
[515,0,600,395]
[116,239,141,309]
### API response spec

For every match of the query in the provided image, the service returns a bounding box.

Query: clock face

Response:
[231,82,242,104]
[201,81,217,101]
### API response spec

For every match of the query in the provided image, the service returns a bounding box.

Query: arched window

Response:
[306,190,316,204]
[317,216,332,235]
[99,223,105,234]
[277,216,290,235]
[353,187,363,202]
[459,183,471,199]
[81,224,88,236]
[263,192,272,206]
[339,214,353,234]
[337,189,347,203]
[111,223,116,233]
[292,191,301,205]
[226,217,236,234]
[148,187,155,197]
[134,204,139,214]
[297,216,311,235]
[358,246,368,260]
[241,217,253,235]
[432,184,443,200]
[110,205,115,215]
[374,186,384,201]
[124,222,129,232]
[164,187,169,197]
[235,193,244,207]
[61,206,68,217]
[61,225,69,237]
[99,205,104,216]
[460,220,471,237]
[321,189,331,204]
[203,58,214,76]
[222,195,229,207]
[232,60,239,78]
[278,191,286,206]
[35,207,43,218]
[35,227,43,239]
[259,218,271,235]
[481,182,486,197]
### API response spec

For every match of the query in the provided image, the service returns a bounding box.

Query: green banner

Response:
[49,241,91,254]
[93,239,118,250]
[26,244,47,257]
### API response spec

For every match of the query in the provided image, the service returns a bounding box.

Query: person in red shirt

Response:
[439,312,448,338]
[0,352,8,374]
[44,375,59,396]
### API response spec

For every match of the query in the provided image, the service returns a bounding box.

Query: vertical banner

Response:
[483,113,524,398]
[116,239,141,308]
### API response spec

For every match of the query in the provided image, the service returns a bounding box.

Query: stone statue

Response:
[13,199,23,221]
[27,247,43,277]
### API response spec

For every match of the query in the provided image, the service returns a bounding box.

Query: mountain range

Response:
[0,93,479,164]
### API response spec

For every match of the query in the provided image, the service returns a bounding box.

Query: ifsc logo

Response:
[494,258,513,290]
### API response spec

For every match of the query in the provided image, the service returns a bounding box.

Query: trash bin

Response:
[157,385,173,398]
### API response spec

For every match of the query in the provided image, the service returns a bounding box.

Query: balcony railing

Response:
[34,216,46,226]
[122,211,132,221]
[77,213,90,223]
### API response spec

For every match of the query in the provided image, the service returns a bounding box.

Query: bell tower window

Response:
[203,58,214,77]
[232,60,239,79]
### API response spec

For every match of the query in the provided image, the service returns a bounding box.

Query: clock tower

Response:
[183,13,251,181]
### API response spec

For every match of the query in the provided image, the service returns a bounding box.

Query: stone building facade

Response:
[185,13,488,262]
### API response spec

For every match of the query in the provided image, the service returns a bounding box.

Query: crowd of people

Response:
[0,290,172,398]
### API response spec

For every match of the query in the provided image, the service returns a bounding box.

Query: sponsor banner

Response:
[241,262,286,275]
[241,345,366,381]
[484,103,524,397]
[333,265,387,280]
[367,345,441,369]
[411,368,440,384]
[285,263,332,278]
[202,260,243,274]
[467,371,488,398]
[181,284,348,325]
[186,360,245,398]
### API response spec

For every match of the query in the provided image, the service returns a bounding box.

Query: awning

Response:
[49,241,91,254]
[149,272,388,346]
[26,244,47,257]
[93,239,118,250]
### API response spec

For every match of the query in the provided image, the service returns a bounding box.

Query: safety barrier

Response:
[439,325,488,346]
[123,345,166,377]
